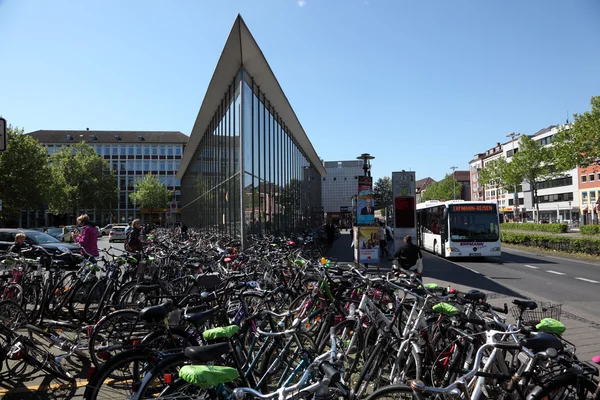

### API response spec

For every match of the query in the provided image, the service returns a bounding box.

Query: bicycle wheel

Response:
[152,377,215,399]
[2,283,23,306]
[22,283,40,321]
[84,348,157,400]
[0,300,28,330]
[88,309,146,370]
[68,280,97,322]
[83,279,110,323]
[46,272,77,315]
[135,352,191,399]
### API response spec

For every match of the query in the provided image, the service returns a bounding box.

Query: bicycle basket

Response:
[510,302,562,323]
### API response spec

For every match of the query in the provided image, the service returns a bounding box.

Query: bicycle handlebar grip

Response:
[319,361,341,385]
[491,303,508,314]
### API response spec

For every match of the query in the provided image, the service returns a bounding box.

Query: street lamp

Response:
[356,153,375,177]
[506,132,521,220]
[450,166,458,200]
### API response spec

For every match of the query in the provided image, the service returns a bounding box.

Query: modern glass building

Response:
[177,15,325,245]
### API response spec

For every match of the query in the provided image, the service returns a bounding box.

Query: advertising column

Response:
[392,171,416,245]
[356,176,379,264]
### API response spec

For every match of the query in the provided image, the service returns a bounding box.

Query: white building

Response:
[28,130,188,227]
[469,125,578,222]
[321,160,364,226]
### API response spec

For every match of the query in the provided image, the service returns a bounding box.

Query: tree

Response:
[0,124,50,226]
[552,96,600,171]
[478,157,523,202]
[422,174,463,201]
[373,176,393,210]
[46,142,118,223]
[130,173,171,211]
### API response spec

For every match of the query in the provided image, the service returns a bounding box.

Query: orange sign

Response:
[451,205,494,212]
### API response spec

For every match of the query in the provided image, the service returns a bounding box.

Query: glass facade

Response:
[180,68,323,239]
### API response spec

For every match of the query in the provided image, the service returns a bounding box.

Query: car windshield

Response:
[47,228,62,235]
[27,231,61,244]
[449,212,500,242]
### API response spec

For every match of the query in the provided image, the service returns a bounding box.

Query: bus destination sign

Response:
[451,205,494,212]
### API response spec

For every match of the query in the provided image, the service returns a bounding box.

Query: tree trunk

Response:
[533,183,540,223]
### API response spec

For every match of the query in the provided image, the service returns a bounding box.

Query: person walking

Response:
[378,221,388,259]
[385,224,394,260]
[125,219,144,253]
[72,214,99,262]
[393,235,422,273]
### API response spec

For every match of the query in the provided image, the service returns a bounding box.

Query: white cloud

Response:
[297,0,306,7]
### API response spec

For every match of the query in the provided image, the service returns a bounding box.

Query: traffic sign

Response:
[0,118,6,153]
[166,212,171,218]
[170,201,177,210]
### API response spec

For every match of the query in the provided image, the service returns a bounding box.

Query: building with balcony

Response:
[28,130,188,227]
[321,160,364,227]
[176,15,325,244]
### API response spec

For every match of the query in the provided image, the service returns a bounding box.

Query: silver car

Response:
[108,225,128,243]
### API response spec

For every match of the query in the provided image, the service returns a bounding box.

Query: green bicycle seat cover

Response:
[432,302,458,316]
[203,325,240,341]
[424,283,439,289]
[536,318,566,335]
[294,259,306,266]
[179,365,239,388]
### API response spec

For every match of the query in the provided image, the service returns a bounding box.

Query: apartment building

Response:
[469,125,579,223]
[321,160,364,227]
[28,130,188,226]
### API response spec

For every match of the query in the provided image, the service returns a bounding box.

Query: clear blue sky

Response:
[1,0,599,182]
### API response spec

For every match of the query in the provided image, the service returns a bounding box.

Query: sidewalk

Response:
[326,230,394,272]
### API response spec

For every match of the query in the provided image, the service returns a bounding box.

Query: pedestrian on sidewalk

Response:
[385,224,394,260]
[325,222,335,250]
[72,214,99,263]
[378,221,388,259]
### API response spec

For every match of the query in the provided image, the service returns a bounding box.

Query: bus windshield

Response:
[449,212,499,242]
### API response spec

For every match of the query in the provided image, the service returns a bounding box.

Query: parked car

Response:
[46,227,66,241]
[58,226,82,243]
[108,225,128,243]
[0,229,83,269]
[99,224,114,237]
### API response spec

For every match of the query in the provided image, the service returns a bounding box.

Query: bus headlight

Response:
[447,247,459,253]
[490,247,501,252]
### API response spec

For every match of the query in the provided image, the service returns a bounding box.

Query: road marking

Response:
[460,265,482,274]
[546,270,566,275]
[575,277,599,283]
[523,264,539,269]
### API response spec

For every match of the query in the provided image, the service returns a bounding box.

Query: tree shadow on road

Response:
[423,254,527,299]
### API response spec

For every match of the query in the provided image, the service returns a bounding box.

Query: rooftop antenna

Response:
[566,110,569,124]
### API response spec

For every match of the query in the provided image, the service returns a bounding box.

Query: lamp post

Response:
[506,132,521,220]
[356,153,375,177]
[450,166,458,200]
[568,200,572,222]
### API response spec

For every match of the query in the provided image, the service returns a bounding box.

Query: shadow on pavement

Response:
[0,371,80,399]
[422,254,527,299]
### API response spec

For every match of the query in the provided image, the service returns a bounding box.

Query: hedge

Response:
[501,232,600,256]
[500,222,568,233]
[580,225,600,235]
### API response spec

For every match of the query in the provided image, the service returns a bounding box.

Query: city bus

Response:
[416,200,501,258]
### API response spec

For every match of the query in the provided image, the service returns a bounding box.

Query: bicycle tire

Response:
[0,299,29,330]
[135,351,190,399]
[84,348,157,400]
[46,272,77,315]
[83,279,110,323]
[68,280,97,322]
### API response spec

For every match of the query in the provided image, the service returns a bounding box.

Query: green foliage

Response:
[500,222,567,233]
[422,174,463,201]
[552,96,600,171]
[579,225,600,235]
[0,124,51,220]
[130,173,172,210]
[501,232,600,256]
[46,142,118,221]
[373,176,392,210]
[478,157,522,189]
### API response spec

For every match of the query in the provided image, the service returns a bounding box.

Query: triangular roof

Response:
[177,15,326,179]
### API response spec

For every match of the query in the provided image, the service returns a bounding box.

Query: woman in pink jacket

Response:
[72,214,99,262]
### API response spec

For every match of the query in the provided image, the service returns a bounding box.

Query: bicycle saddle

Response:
[464,290,486,302]
[184,342,231,363]
[521,332,564,354]
[513,299,537,310]
[139,301,174,322]
[183,307,219,327]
